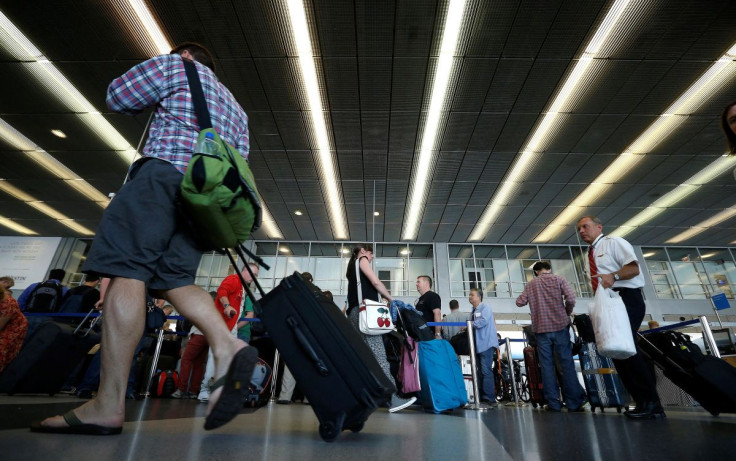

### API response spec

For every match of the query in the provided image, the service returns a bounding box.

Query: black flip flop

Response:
[204,345,258,430]
[30,410,122,435]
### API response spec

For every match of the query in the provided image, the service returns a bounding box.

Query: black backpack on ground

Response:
[450,331,470,355]
[25,280,64,313]
[396,309,434,341]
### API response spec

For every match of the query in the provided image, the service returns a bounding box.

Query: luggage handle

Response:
[224,247,265,318]
[73,308,100,337]
[286,315,330,377]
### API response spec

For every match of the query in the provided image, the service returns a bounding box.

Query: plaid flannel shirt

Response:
[107,54,249,174]
[516,273,576,334]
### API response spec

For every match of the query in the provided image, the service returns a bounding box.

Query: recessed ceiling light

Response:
[341,248,350,254]
[279,246,290,254]
[374,211,380,216]
[294,210,303,216]
[642,252,656,258]
[50,129,66,138]
[400,248,410,256]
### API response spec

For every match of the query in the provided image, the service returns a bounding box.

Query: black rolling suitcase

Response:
[638,330,736,416]
[258,272,395,442]
[0,319,100,395]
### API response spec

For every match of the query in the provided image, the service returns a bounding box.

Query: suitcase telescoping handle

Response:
[286,316,330,376]
[224,246,268,317]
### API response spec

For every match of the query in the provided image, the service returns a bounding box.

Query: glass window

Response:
[273,243,310,285]
[449,245,475,298]
[253,242,279,291]
[666,247,709,299]
[308,243,349,295]
[407,244,435,300]
[698,248,736,299]
[571,246,593,298]
[506,246,539,297]
[375,244,409,296]
[538,246,580,296]
[474,246,509,298]
[642,247,679,299]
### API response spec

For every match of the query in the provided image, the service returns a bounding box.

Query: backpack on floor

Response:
[243,358,272,408]
[25,280,64,313]
[150,370,180,398]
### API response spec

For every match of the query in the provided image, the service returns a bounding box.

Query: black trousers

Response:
[611,287,659,404]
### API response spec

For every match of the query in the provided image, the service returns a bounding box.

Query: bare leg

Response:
[160,284,245,416]
[40,277,146,428]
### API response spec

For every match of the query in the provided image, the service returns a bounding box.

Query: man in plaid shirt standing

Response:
[516,261,585,412]
[32,43,257,435]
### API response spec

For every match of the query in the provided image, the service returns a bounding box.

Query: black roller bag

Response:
[258,272,395,442]
[0,320,100,395]
[638,330,736,416]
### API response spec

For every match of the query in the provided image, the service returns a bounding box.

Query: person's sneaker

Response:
[388,395,417,413]
[198,389,210,402]
[171,389,185,399]
[188,392,199,399]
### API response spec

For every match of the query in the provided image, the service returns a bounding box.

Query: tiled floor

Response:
[2,396,734,461]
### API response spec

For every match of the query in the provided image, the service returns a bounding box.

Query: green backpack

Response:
[179,59,261,250]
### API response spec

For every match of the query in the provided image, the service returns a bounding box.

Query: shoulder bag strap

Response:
[355,258,363,304]
[182,58,212,130]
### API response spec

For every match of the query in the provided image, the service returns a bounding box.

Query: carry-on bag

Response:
[416,339,467,413]
[523,346,545,407]
[0,319,100,395]
[257,271,395,442]
[638,330,736,416]
[577,341,630,413]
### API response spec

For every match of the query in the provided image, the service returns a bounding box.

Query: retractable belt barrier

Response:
[639,316,721,358]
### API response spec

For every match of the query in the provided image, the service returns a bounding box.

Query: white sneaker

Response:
[388,395,417,413]
[198,389,210,402]
[171,389,184,399]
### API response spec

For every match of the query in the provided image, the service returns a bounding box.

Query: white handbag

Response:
[355,259,392,335]
[590,284,636,359]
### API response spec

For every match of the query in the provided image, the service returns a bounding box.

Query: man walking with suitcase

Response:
[516,261,585,412]
[577,215,664,420]
[31,43,258,435]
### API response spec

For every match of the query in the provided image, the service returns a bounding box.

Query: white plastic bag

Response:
[590,286,636,359]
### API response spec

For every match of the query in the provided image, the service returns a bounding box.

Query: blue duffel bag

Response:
[417,339,467,413]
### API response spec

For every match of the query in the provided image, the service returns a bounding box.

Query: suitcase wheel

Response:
[531,403,538,409]
[590,406,596,413]
[348,422,364,433]
[319,422,340,443]
[616,407,622,414]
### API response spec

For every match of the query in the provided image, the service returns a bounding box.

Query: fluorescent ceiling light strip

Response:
[0,117,109,206]
[611,154,736,238]
[665,206,736,244]
[126,0,172,54]
[0,181,95,235]
[259,201,284,240]
[0,215,37,235]
[0,9,139,163]
[535,38,736,243]
[286,0,347,239]
[402,0,467,240]
[469,0,630,242]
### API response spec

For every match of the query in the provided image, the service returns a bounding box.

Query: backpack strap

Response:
[182,58,213,130]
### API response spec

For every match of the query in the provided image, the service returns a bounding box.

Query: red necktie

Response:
[588,245,598,293]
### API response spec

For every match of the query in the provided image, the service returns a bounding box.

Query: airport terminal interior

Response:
[1,0,736,459]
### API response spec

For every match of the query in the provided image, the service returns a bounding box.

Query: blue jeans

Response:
[477,347,496,402]
[536,328,585,410]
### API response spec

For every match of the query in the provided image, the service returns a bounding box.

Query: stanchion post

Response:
[505,337,520,404]
[142,328,165,398]
[699,315,721,358]
[465,320,487,411]
[270,348,281,402]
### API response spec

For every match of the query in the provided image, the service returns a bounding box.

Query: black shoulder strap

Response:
[182,58,213,130]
